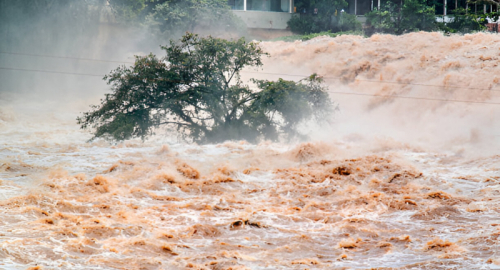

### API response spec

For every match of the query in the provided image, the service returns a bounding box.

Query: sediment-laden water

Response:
[1,32,500,269]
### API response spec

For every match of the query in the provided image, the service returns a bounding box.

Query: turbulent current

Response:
[1,32,500,269]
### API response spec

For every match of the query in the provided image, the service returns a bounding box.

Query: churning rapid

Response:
[1,32,500,269]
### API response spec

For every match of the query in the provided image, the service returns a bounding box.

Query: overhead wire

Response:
[0,67,103,77]
[2,65,499,105]
[2,50,500,92]
[2,52,500,105]
[0,51,135,64]
[2,64,500,94]
[243,71,500,92]
[326,91,500,105]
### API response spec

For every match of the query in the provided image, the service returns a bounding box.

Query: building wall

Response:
[232,10,292,29]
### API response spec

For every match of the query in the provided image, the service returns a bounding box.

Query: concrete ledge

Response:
[232,10,292,30]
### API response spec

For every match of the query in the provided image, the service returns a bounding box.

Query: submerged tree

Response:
[77,33,334,143]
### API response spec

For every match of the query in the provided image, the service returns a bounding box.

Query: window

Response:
[247,0,289,12]
[228,0,244,10]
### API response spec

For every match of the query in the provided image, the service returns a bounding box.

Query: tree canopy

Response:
[78,33,334,143]
[366,0,436,35]
[108,0,146,21]
[288,0,361,34]
[145,0,244,38]
[106,0,244,38]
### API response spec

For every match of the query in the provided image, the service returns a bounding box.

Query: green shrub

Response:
[272,31,364,42]
[440,8,490,33]
[366,0,437,35]
[287,0,363,34]
[333,12,363,32]
[288,12,361,34]
[287,15,322,34]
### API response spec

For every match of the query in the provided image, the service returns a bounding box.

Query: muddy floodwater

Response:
[1,32,500,269]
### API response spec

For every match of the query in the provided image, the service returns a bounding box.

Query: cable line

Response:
[1,66,500,106]
[0,67,103,77]
[328,91,500,105]
[244,71,500,92]
[2,51,500,92]
[0,51,135,64]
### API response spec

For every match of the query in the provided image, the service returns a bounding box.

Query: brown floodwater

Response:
[1,32,500,269]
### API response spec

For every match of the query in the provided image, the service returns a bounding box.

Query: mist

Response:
[0,1,166,115]
[2,3,499,152]
[253,32,500,155]
[1,2,500,269]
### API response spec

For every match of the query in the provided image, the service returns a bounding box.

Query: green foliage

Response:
[438,8,496,33]
[145,0,244,38]
[334,12,363,32]
[288,15,320,34]
[78,34,334,143]
[108,0,146,22]
[287,0,361,34]
[292,0,310,11]
[366,0,437,35]
[272,31,364,42]
[101,0,245,39]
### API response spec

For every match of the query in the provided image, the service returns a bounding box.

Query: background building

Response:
[228,0,295,29]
